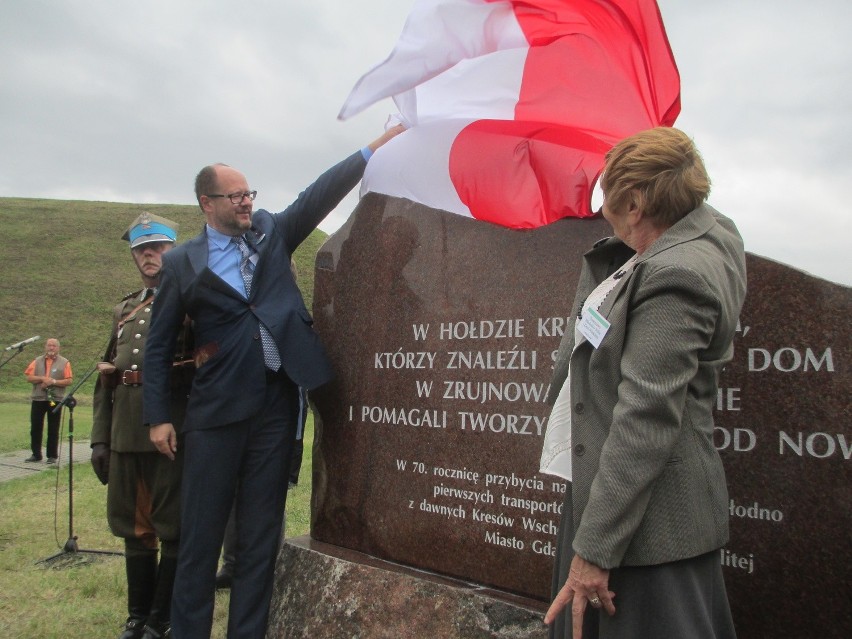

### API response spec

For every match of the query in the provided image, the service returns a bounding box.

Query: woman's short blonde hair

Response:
[600,127,711,228]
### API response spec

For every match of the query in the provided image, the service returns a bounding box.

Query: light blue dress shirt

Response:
[205,147,371,297]
[206,225,249,298]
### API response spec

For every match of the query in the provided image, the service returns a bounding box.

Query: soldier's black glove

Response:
[90,443,110,485]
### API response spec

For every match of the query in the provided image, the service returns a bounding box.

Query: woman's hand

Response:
[544,554,616,639]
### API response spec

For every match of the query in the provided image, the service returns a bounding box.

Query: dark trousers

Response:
[30,400,60,459]
[221,386,307,574]
[171,373,299,639]
[107,449,183,543]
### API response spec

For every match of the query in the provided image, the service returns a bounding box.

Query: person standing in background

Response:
[91,212,193,639]
[24,338,72,464]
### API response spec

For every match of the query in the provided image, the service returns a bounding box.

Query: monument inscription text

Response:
[309,195,850,637]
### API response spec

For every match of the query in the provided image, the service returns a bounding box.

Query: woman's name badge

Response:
[578,307,610,348]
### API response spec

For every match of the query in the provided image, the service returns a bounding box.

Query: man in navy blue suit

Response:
[143,125,403,639]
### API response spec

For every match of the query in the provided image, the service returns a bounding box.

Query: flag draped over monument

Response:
[340,0,680,228]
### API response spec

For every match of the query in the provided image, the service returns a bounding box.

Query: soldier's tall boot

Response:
[141,550,178,639]
[119,550,157,639]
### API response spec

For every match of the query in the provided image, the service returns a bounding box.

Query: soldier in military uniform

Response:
[91,213,193,639]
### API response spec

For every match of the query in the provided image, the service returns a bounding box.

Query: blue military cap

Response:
[122,212,178,248]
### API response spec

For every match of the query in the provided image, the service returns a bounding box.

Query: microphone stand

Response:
[0,343,31,373]
[39,363,122,564]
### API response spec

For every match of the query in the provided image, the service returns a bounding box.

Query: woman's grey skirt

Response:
[549,484,737,639]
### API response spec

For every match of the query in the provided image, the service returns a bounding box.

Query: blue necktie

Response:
[233,237,282,371]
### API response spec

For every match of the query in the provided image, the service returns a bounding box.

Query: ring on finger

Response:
[589,594,601,606]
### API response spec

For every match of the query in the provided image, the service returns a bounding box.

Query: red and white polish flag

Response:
[339,0,680,228]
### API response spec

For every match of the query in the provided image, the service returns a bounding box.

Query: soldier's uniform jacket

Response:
[92,289,193,452]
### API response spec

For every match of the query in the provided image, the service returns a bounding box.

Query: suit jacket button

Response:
[574,402,584,414]
[253,333,261,340]
[574,444,585,456]
[250,304,257,310]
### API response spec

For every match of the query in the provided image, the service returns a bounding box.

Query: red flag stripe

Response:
[449,0,679,227]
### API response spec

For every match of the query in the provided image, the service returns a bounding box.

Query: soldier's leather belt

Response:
[121,370,143,386]
[102,360,195,389]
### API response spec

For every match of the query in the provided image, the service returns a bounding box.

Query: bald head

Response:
[195,164,254,236]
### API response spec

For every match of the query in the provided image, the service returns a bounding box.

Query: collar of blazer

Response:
[587,203,717,262]
[181,230,251,301]
[188,223,266,266]
[580,204,720,322]
[634,203,718,264]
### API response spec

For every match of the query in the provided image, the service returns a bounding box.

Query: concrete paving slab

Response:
[0,439,91,483]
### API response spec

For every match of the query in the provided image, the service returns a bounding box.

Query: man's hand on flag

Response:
[368,123,407,154]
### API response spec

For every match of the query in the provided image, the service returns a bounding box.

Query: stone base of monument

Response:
[268,536,548,639]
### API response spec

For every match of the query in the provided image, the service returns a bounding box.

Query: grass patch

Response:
[0,402,93,453]
[0,195,324,635]
[0,401,314,638]
[0,196,326,403]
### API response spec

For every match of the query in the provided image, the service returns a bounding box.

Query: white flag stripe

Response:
[407,48,526,124]
[343,0,678,227]
[339,0,526,122]
[360,119,474,217]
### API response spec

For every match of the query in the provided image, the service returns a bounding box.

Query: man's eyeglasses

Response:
[207,190,258,205]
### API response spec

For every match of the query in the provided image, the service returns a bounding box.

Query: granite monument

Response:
[268,193,850,638]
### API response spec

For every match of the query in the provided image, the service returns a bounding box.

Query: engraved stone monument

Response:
[268,194,850,638]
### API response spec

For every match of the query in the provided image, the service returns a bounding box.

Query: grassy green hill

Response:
[0,197,327,402]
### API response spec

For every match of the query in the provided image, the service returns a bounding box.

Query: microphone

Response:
[5,336,41,351]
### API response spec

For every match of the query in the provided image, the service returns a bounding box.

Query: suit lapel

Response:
[245,226,266,250]
[185,229,246,301]
[186,232,209,276]
[594,261,636,321]
[580,204,717,322]
[579,237,635,320]
[244,214,277,285]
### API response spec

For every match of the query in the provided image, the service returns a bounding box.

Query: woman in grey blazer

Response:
[541,127,745,639]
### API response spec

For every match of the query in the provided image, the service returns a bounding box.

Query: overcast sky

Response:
[1,0,849,285]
